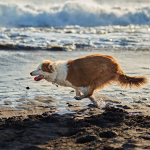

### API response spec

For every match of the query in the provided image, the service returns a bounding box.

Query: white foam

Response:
[0,0,150,27]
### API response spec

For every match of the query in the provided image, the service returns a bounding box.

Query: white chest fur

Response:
[54,61,73,87]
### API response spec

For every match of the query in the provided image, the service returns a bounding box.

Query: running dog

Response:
[30,54,148,107]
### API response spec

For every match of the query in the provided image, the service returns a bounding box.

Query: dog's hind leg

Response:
[89,95,100,106]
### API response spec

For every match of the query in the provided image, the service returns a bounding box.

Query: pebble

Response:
[141,97,149,101]
[26,87,30,90]
[4,101,12,105]
[68,104,76,107]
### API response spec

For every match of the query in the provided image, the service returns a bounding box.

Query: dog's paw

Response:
[74,96,82,100]
[90,98,106,109]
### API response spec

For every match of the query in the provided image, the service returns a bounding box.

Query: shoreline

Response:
[0,46,150,52]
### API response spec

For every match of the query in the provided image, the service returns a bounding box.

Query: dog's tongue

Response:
[34,75,44,81]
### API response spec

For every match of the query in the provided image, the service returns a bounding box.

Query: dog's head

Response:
[30,61,55,82]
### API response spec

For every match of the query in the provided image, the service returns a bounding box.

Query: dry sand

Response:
[0,49,150,150]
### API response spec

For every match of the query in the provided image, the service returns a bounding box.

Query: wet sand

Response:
[0,103,150,150]
[0,49,150,149]
[0,94,150,150]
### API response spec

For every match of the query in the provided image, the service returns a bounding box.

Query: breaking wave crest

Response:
[0,0,150,27]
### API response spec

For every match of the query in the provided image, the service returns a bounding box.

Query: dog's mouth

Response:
[34,75,44,81]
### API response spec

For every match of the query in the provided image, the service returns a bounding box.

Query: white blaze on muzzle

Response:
[30,69,44,81]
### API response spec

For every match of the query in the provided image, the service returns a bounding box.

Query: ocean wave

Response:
[0,1,150,27]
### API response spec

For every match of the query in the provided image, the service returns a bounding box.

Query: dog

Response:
[30,54,148,107]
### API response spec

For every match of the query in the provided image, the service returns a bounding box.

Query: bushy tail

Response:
[118,74,148,88]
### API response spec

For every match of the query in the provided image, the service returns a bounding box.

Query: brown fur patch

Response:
[66,54,148,98]
[42,61,53,73]
[66,54,121,87]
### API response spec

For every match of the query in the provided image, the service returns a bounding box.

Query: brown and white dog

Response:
[30,54,148,107]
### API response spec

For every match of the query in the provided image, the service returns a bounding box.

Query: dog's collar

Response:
[52,81,58,87]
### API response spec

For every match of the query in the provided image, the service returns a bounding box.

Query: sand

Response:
[0,104,150,150]
[0,49,150,149]
[0,95,150,150]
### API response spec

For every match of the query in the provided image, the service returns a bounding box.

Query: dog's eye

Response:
[38,69,41,71]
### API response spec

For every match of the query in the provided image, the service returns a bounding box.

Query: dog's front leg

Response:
[75,89,82,97]
[74,87,99,107]
[74,87,87,100]
[74,87,93,100]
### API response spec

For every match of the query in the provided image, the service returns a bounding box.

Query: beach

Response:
[0,49,150,150]
[0,0,150,149]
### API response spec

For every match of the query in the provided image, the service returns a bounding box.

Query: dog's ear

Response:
[48,64,54,73]
[42,61,54,73]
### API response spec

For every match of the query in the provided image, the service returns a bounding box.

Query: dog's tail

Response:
[118,74,148,88]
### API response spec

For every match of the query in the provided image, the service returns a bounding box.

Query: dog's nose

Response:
[30,72,32,76]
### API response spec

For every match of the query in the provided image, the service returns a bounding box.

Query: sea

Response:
[0,0,150,113]
[0,0,150,49]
